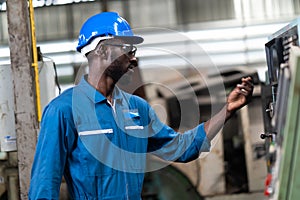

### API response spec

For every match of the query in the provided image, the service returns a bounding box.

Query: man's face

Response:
[102,39,138,84]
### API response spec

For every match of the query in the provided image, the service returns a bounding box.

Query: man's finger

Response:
[240,88,249,95]
[237,84,252,92]
[241,77,254,87]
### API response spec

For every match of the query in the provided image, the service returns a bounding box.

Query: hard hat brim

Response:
[115,35,144,44]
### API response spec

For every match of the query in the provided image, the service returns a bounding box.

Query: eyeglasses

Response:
[103,43,137,56]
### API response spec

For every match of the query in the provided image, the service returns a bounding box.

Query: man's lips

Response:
[127,60,138,72]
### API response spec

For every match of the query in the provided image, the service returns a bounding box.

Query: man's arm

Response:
[29,105,70,199]
[204,77,254,141]
[147,77,253,162]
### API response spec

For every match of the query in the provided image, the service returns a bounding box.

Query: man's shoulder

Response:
[46,87,74,113]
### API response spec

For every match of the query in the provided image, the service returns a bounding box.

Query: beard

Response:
[104,56,134,85]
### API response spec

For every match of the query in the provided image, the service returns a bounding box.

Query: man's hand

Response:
[226,76,254,116]
[204,76,254,141]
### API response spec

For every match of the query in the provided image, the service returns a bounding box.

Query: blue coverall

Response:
[29,75,210,200]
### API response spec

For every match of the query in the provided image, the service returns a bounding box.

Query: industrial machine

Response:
[262,18,300,199]
[0,60,57,199]
[145,67,266,199]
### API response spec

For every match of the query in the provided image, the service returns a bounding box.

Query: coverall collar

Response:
[79,75,123,104]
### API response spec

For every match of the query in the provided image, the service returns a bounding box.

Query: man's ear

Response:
[95,45,108,59]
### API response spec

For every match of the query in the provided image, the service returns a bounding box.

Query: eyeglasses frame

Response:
[102,43,137,57]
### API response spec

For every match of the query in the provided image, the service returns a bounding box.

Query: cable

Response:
[42,55,61,95]
[53,61,61,95]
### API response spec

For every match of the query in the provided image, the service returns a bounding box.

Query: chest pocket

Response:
[78,121,116,176]
[123,109,145,137]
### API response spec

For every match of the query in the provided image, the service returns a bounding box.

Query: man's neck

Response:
[87,74,115,103]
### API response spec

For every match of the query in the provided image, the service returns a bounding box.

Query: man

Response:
[29,12,253,199]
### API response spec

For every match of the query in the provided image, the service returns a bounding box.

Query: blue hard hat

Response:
[76,12,143,53]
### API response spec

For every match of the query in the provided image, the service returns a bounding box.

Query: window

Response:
[176,0,235,24]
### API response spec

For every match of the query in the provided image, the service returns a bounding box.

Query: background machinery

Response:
[262,18,300,199]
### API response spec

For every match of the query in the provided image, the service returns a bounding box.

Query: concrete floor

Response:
[205,192,267,200]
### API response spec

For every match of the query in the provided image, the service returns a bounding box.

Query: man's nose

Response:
[130,56,137,62]
[129,56,138,67]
